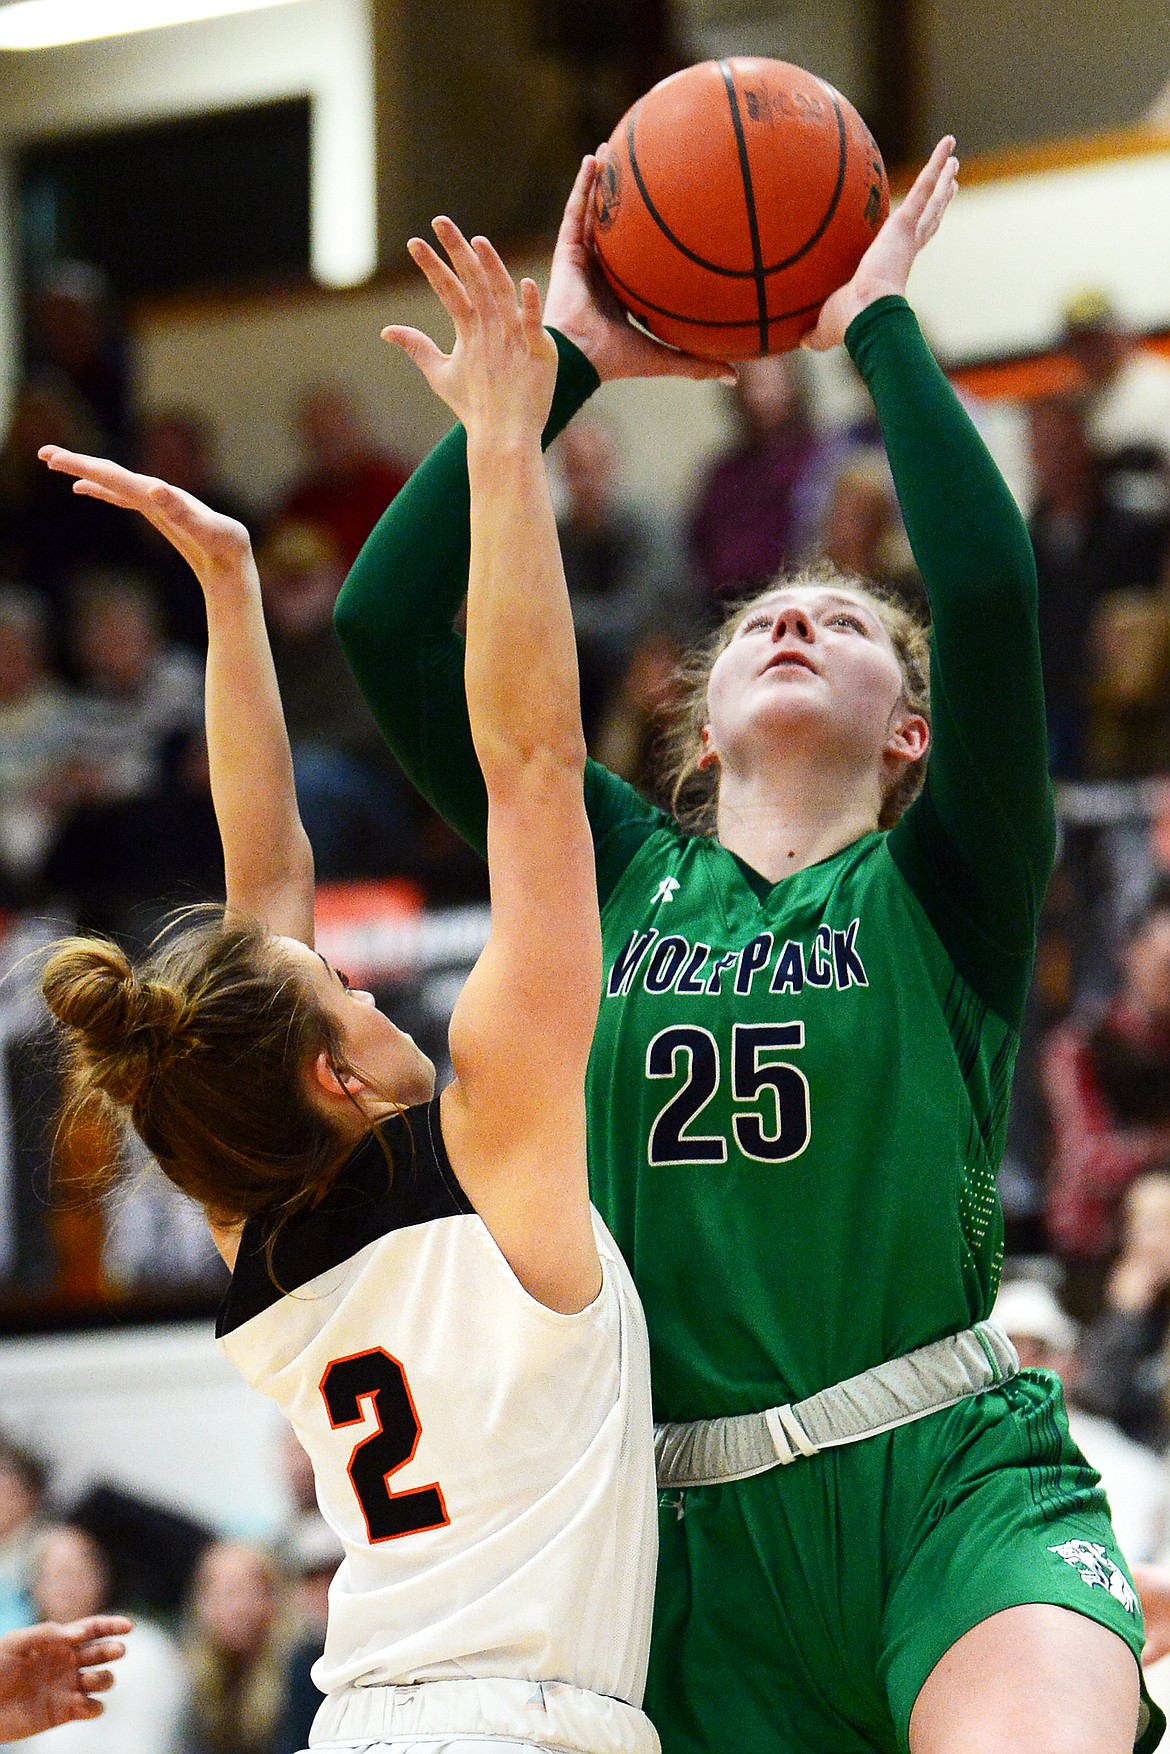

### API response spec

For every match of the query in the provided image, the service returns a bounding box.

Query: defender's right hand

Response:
[385,219,557,444]
[38,447,253,599]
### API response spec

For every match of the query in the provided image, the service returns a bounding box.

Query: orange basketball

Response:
[591,57,889,359]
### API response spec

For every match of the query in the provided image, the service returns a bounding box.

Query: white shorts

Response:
[307,1676,659,1754]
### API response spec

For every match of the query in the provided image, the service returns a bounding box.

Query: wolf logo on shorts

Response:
[1049,1540,1139,1614]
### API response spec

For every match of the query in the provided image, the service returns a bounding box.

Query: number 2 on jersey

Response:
[320,1348,450,1543]
[647,1022,810,1165]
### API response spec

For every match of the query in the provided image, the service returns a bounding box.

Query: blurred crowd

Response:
[0,1422,340,1754]
[1,264,1170,1434]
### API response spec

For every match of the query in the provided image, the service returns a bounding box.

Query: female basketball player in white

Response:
[38,240,658,1754]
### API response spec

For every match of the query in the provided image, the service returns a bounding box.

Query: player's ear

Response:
[313,1052,364,1100]
[885,710,929,765]
[698,724,721,771]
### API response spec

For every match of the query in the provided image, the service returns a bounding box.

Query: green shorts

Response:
[647,1370,1163,1754]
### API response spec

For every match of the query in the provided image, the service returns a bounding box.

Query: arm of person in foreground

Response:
[333,155,729,892]
[39,448,315,949]
[0,1616,132,1742]
[383,217,602,1310]
[40,447,318,1268]
[805,139,1055,1030]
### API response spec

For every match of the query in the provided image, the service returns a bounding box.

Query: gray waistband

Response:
[655,1320,1019,1489]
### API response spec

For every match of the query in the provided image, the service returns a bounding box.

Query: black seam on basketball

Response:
[619,73,852,280]
[793,88,850,269]
[719,61,768,352]
[598,251,830,328]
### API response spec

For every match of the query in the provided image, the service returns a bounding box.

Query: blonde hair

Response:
[658,563,932,837]
[41,908,364,1231]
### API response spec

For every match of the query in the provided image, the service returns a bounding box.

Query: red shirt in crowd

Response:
[1042,999,1170,1258]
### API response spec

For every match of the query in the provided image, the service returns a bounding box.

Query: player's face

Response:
[704,586,911,779]
[277,936,436,1109]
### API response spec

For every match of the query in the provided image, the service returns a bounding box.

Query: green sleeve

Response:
[334,329,662,899]
[847,297,1055,1030]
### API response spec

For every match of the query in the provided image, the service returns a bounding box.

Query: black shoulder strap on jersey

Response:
[217,1097,473,1336]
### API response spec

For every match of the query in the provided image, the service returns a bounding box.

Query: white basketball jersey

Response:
[216,1098,657,1733]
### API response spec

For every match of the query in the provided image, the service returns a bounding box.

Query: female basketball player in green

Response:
[335,141,1160,1753]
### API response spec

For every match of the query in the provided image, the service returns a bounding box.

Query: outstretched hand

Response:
[39,447,253,594]
[802,136,959,353]
[385,219,557,442]
[543,153,736,385]
[0,1616,132,1741]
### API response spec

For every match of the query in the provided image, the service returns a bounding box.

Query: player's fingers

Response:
[916,156,958,246]
[79,1666,118,1693]
[431,216,492,310]
[519,277,545,348]
[65,1693,106,1719]
[471,235,521,318]
[76,1638,127,1667]
[143,483,247,554]
[64,1617,133,1643]
[38,446,141,494]
[554,154,597,257]
[652,346,738,384]
[898,134,956,229]
[69,479,134,509]
[406,237,474,325]
[381,325,449,386]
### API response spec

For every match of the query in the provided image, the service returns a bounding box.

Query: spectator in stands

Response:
[0,1439,45,1639]
[68,573,203,804]
[42,730,222,941]
[995,1278,1170,1561]
[1063,288,1170,464]
[1027,393,1167,776]
[553,415,692,746]
[815,452,922,606]
[276,383,407,569]
[0,380,117,612]
[690,352,846,609]
[259,520,415,882]
[26,264,129,455]
[593,627,684,805]
[129,414,253,654]
[1043,881,1170,1269]
[1085,586,1170,778]
[0,590,77,905]
[273,1523,340,1754]
[270,1431,324,1579]
[15,1522,187,1754]
[1077,1171,1170,1451]
[179,1541,294,1754]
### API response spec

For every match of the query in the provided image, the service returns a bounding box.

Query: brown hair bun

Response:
[42,908,374,1233]
[42,938,189,1109]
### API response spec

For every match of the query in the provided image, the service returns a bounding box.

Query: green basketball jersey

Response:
[337,295,1055,1432]
[587,821,1013,1421]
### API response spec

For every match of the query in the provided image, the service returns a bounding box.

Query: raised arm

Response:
[383,219,602,1310]
[804,141,1055,1029]
[334,156,723,884]
[39,448,315,945]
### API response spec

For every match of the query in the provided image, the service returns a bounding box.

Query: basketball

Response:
[590,57,889,359]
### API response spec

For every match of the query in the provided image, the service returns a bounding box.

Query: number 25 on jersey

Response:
[647,1022,810,1165]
